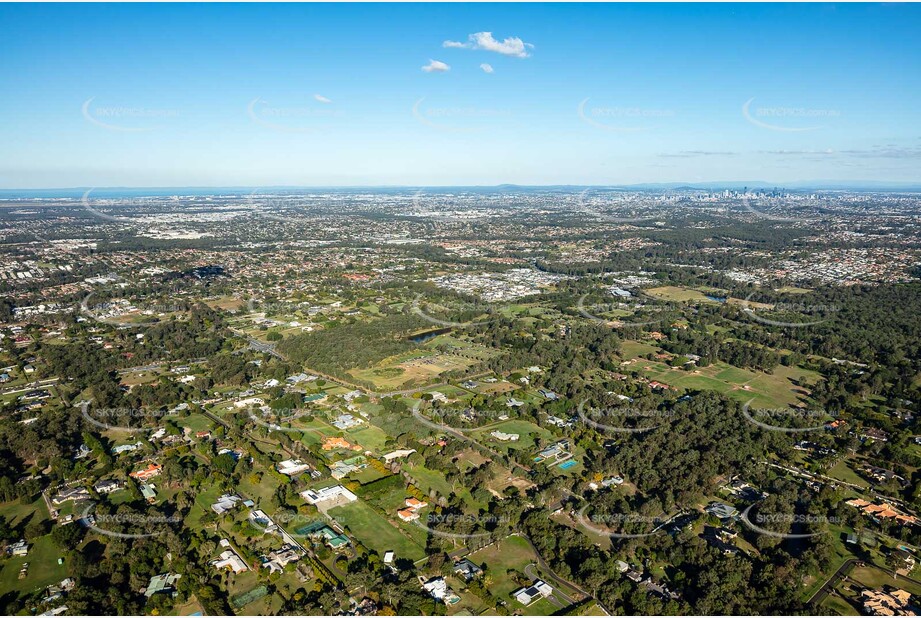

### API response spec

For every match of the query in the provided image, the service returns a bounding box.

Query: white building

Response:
[513,580,553,606]
[276,459,312,476]
[301,485,358,507]
[382,449,416,463]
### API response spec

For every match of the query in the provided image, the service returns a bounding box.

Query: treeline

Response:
[277,313,428,377]
[660,327,781,373]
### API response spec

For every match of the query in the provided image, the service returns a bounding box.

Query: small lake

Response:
[408,327,452,343]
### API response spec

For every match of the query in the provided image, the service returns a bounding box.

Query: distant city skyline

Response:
[1,3,920,188]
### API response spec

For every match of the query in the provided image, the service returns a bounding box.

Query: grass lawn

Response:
[625,354,820,409]
[237,471,282,507]
[328,500,425,562]
[800,523,863,601]
[468,535,538,599]
[579,601,611,615]
[619,340,659,358]
[186,483,224,528]
[403,463,485,512]
[848,565,921,597]
[827,460,869,489]
[350,352,480,391]
[346,424,390,453]
[466,535,573,615]
[822,593,860,616]
[175,413,216,434]
[469,419,553,453]
[0,535,67,595]
[168,595,204,616]
[352,467,391,485]
[0,496,48,528]
[644,286,724,303]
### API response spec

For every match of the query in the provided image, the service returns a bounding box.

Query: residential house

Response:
[212,540,248,574]
[52,486,90,506]
[112,442,143,455]
[276,459,312,476]
[421,576,460,604]
[211,493,242,515]
[93,479,123,495]
[705,501,739,521]
[862,588,915,616]
[454,558,483,582]
[8,539,29,557]
[144,573,181,598]
[261,544,302,573]
[301,485,357,507]
[332,414,362,430]
[130,463,162,481]
[382,449,416,463]
[140,484,157,503]
[512,580,553,606]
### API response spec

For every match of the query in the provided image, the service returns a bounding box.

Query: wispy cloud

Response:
[841,146,921,159]
[443,32,533,58]
[421,59,450,73]
[480,63,494,74]
[761,149,835,156]
[761,146,921,159]
[657,150,739,158]
[313,94,332,104]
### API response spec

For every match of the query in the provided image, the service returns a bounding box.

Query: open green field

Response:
[821,593,860,616]
[328,500,425,561]
[827,459,869,489]
[645,286,724,303]
[345,424,390,453]
[237,470,284,507]
[469,534,536,591]
[403,462,485,512]
[175,413,216,434]
[346,334,497,391]
[621,347,821,409]
[467,535,561,614]
[352,466,391,485]
[0,496,48,528]
[0,535,67,595]
[848,565,921,596]
[775,286,814,294]
[350,351,481,391]
[619,339,659,358]
[120,370,162,387]
[425,384,471,399]
[470,419,553,453]
[579,601,611,615]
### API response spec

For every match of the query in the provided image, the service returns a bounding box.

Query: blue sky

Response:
[1,3,919,188]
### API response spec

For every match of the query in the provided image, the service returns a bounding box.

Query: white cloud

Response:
[442,32,533,58]
[480,63,494,74]
[313,94,332,104]
[421,59,450,73]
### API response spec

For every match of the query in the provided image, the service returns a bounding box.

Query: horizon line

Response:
[3,180,921,193]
